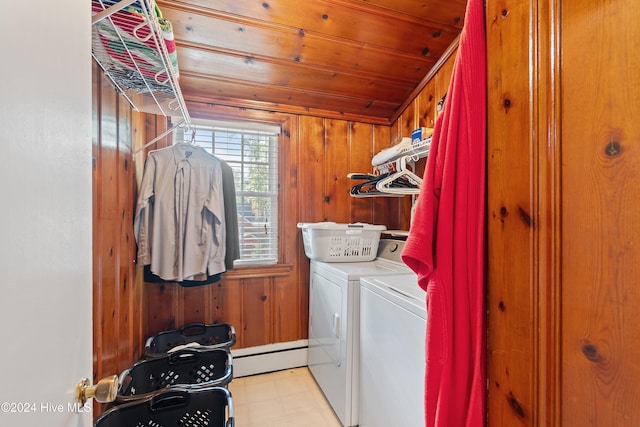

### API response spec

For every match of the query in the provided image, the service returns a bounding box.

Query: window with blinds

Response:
[177,120,280,266]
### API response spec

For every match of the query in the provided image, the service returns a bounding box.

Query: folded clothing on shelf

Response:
[371,137,412,166]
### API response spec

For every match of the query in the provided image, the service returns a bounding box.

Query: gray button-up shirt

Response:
[134,144,226,281]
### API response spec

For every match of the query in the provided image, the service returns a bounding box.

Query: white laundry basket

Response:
[297,222,386,262]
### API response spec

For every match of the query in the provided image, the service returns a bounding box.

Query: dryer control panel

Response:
[376,239,407,264]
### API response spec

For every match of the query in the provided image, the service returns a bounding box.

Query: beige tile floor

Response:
[228,368,342,427]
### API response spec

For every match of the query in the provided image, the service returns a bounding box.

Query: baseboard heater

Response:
[230,339,308,377]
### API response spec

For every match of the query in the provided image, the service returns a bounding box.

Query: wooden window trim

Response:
[224,263,293,280]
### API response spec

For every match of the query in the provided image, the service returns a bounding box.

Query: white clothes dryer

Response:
[307,239,410,427]
[359,273,426,427]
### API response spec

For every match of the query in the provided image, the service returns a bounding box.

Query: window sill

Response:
[224,264,293,280]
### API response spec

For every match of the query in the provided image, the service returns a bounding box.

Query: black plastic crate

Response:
[95,386,234,427]
[145,323,236,357]
[117,348,233,402]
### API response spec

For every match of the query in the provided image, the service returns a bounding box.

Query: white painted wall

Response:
[0,1,93,426]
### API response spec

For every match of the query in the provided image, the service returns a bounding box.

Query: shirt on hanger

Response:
[220,159,240,271]
[140,157,241,287]
[134,143,226,282]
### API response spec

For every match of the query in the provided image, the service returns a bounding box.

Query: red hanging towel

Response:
[401,0,486,425]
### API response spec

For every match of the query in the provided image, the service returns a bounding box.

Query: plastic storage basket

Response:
[297,222,386,262]
[145,323,236,357]
[95,386,234,427]
[117,348,233,402]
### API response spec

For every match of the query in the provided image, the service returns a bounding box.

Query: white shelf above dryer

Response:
[91,0,191,129]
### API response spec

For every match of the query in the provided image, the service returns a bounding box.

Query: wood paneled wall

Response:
[392,49,456,140]
[487,0,640,425]
[560,1,640,423]
[91,62,143,416]
[485,0,540,423]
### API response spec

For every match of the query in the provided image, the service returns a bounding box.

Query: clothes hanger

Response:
[132,118,187,158]
[349,173,404,198]
[347,172,378,181]
[375,156,422,195]
[173,127,198,147]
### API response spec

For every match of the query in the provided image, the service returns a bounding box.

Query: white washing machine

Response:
[359,273,426,427]
[308,239,410,427]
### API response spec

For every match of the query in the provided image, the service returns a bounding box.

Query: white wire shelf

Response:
[91,0,191,127]
[349,137,431,198]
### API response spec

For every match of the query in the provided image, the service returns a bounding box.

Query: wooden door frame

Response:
[486,0,562,424]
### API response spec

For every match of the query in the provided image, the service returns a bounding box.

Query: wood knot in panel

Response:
[582,342,603,363]
[507,391,526,418]
[503,98,512,112]
[604,141,621,157]
[518,206,535,229]
[499,206,508,223]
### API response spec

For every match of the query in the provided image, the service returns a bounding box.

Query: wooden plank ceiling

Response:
[158,0,467,123]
